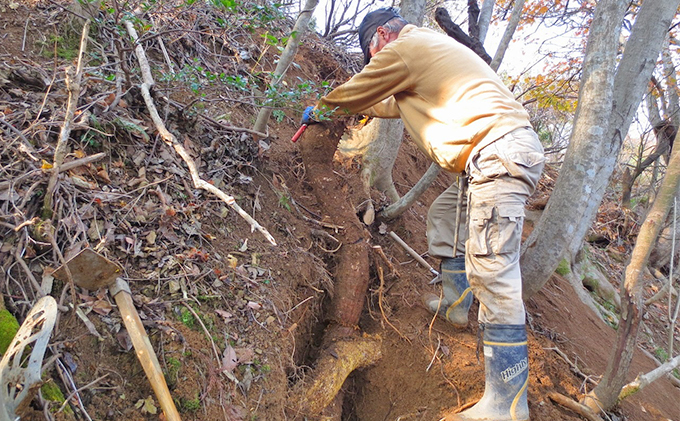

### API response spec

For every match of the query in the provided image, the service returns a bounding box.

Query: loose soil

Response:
[1,2,679,421]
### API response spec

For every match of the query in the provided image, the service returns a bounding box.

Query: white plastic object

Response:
[0,296,58,421]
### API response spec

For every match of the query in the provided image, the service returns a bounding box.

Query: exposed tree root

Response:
[289,334,382,418]
[297,121,371,328]
[292,121,380,417]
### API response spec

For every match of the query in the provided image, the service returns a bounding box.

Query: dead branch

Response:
[43,21,90,217]
[545,346,598,387]
[619,353,680,400]
[645,271,678,305]
[123,19,276,246]
[59,152,107,172]
[640,348,680,388]
[548,392,604,421]
[163,97,268,137]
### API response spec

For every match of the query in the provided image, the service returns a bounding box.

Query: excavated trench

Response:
[287,120,382,419]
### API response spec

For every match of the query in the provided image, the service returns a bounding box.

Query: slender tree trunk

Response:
[400,0,426,26]
[489,0,525,72]
[662,36,680,128]
[584,128,680,411]
[521,0,680,299]
[381,163,441,220]
[252,0,318,134]
[477,0,495,43]
[353,0,426,216]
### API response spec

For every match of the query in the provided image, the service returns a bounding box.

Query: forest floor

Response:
[0,1,679,421]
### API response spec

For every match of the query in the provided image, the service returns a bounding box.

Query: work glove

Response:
[300,106,319,125]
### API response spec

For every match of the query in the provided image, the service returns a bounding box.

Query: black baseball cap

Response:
[358,8,402,66]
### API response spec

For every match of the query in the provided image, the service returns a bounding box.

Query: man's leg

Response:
[444,128,544,421]
[424,178,472,327]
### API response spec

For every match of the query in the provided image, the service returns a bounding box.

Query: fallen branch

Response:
[548,392,604,421]
[545,346,598,386]
[59,152,107,172]
[123,19,276,246]
[645,280,678,305]
[640,348,680,388]
[43,21,90,218]
[619,353,680,400]
[163,97,268,137]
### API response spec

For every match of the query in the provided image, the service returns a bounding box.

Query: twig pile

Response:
[0,0,294,318]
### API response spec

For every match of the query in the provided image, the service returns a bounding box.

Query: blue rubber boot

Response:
[422,257,473,328]
[444,324,530,421]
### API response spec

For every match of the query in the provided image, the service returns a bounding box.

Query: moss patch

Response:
[555,258,571,276]
[41,380,73,414]
[0,309,20,355]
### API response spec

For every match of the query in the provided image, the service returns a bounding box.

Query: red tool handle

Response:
[291,124,308,142]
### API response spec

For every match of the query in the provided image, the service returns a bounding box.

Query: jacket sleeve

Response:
[318,47,411,117]
[360,97,400,118]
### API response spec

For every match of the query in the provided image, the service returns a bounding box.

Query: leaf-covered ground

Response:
[0,1,678,420]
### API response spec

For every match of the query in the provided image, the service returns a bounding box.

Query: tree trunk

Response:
[400,0,426,26]
[584,128,680,412]
[434,7,492,64]
[477,0,495,43]
[662,36,680,129]
[489,0,525,72]
[252,0,318,134]
[621,121,675,209]
[348,0,426,220]
[650,39,680,271]
[521,0,680,299]
[381,163,441,220]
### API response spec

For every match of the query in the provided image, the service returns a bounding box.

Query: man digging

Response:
[301,8,545,421]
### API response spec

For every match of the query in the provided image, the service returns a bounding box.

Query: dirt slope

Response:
[0,2,679,421]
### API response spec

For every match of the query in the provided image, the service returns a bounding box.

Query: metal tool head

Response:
[53,248,122,290]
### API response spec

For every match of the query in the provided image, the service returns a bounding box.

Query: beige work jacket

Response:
[318,25,531,173]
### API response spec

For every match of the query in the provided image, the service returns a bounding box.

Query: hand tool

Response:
[54,249,182,421]
[291,124,308,142]
[388,231,440,283]
[453,176,468,258]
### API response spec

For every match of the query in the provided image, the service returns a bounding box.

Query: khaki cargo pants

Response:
[427,127,545,325]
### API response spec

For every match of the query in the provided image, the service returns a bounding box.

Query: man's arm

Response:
[318,47,411,117]
[360,96,400,118]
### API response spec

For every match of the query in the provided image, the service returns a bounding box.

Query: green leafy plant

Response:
[654,347,669,362]
[277,193,291,211]
[180,394,202,412]
[178,307,195,328]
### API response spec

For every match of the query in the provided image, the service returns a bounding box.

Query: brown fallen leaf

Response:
[91,299,113,316]
[96,168,111,184]
[235,347,255,365]
[221,344,238,374]
[116,329,133,352]
[215,309,233,323]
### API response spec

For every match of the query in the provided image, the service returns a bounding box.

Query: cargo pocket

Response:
[494,203,525,255]
[502,150,545,177]
[500,134,546,181]
[468,205,493,257]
